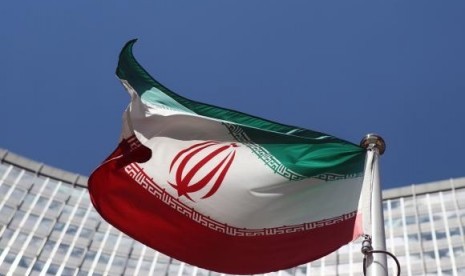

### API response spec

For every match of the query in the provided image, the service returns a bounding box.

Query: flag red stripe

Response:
[89,142,363,275]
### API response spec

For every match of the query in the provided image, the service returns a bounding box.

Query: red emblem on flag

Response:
[168,141,238,201]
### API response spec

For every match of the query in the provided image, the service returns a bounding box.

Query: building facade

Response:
[0,148,464,275]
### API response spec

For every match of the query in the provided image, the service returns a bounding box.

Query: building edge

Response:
[0,148,88,188]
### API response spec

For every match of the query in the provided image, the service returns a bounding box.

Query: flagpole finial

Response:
[360,133,386,155]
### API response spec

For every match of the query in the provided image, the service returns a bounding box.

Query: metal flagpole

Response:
[360,134,388,276]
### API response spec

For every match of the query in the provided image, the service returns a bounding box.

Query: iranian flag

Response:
[89,40,370,274]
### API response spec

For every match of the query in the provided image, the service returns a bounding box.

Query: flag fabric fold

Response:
[89,39,368,274]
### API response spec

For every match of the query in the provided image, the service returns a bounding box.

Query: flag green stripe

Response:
[117,40,357,145]
[117,39,365,178]
[224,123,365,178]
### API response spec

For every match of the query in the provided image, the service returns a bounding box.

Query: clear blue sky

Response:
[2,1,464,189]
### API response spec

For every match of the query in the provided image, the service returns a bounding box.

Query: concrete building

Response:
[0,148,464,275]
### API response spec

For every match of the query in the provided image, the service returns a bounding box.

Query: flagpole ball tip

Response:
[360,134,386,155]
